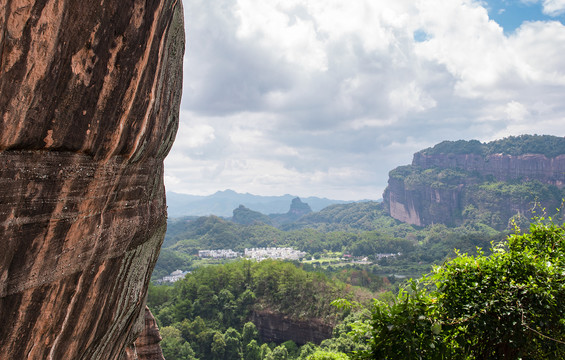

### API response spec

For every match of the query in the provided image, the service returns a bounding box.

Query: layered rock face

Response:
[413,153,565,188]
[384,140,565,228]
[251,310,333,345]
[0,0,184,359]
[385,177,463,227]
[124,307,165,360]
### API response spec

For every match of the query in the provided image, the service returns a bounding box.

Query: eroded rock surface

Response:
[0,0,184,359]
[251,310,333,345]
[384,140,565,229]
[413,152,565,188]
[124,307,165,360]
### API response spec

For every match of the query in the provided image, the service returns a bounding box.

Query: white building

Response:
[244,247,306,261]
[198,249,240,258]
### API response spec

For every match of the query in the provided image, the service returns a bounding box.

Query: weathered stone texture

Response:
[251,310,333,345]
[384,151,565,228]
[0,0,184,359]
[124,307,165,360]
[413,153,565,188]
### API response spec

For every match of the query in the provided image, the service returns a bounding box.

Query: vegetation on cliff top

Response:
[420,134,565,158]
[386,163,565,229]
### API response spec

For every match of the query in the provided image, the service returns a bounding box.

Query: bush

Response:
[352,219,565,359]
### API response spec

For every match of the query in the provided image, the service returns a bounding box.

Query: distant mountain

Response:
[166,189,352,217]
[232,205,274,226]
[283,201,386,231]
[269,197,313,226]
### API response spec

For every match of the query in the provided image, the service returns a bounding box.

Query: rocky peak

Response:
[288,197,313,216]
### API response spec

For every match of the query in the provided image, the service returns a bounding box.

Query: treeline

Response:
[152,221,565,359]
[420,134,565,158]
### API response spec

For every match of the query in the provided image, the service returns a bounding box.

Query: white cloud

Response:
[520,0,565,16]
[542,0,565,15]
[168,0,565,200]
[504,101,530,121]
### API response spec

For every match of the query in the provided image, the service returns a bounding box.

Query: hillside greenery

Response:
[154,201,505,282]
[151,219,565,359]
[148,260,374,360]
[344,219,565,359]
[420,134,565,158]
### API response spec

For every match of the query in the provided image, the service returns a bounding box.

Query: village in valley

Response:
[157,246,400,283]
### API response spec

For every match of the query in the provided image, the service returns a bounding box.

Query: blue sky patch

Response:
[484,0,565,34]
[413,29,431,42]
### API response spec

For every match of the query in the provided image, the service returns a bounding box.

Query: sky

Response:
[164,0,565,201]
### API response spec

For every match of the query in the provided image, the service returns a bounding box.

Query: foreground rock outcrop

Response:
[0,0,184,359]
[125,307,165,360]
[384,136,565,229]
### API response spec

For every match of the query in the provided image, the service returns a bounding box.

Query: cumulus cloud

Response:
[541,0,565,15]
[166,0,565,200]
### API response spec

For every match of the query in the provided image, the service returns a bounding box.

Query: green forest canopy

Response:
[419,134,565,158]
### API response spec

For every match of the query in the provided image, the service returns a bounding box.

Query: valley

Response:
[150,135,565,359]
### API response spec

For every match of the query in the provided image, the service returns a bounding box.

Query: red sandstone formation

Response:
[384,148,565,228]
[0,0,184,359]
[413,152,565,188]
[125,307,165,360]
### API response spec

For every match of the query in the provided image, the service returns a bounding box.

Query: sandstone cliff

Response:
[413,152,565,188]
[125,307,165,360]
[384,137,565,229]
[0,0,184,359]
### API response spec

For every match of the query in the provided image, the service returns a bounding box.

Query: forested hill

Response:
[420,134,565,157]
[155,200,505,282]
[384,134,565,230]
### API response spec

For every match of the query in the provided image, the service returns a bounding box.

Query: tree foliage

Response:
[351,220,565,359]
[420,135,565,158]
[150,260,362,359]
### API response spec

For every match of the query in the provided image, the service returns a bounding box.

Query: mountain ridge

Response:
[166,189,370,217]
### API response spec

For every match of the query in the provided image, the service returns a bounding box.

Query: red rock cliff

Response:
[0,0,184,359]
[413,152,565,188]
[384,141,565,228]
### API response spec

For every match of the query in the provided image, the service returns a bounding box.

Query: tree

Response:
[210,331,226,360]
[307,350,350,360]
[298,343,317,359]
[159,326,197,360]
[241,321,259,346]
[281,340,298,358]
[266,345,288,360]
[224,327,242,360]
[244,339,261,360]
[259,343,272,359]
